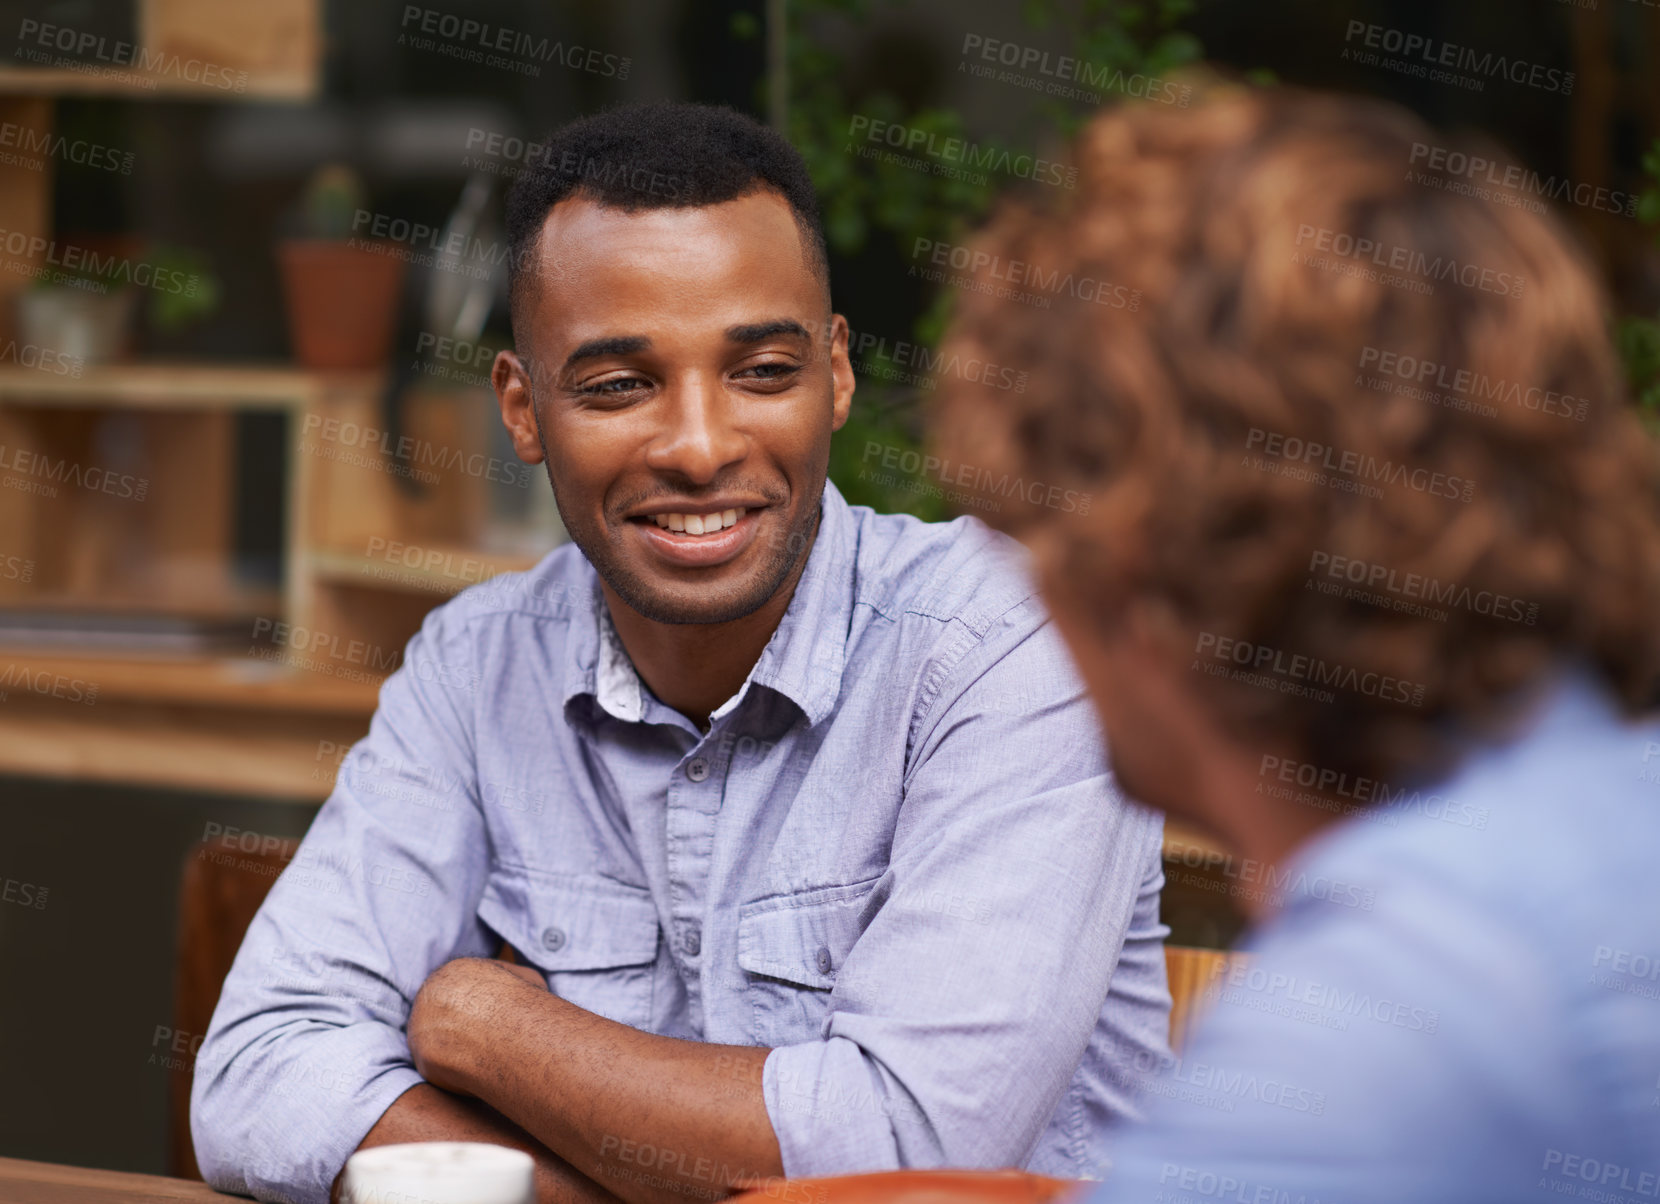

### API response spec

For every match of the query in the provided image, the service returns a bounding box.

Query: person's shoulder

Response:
[844,498,1041,635]
[1287,668,1660,965]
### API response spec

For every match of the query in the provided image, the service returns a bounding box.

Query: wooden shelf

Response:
[0,362,379,411]
[0,0,322,103]
[310,543,537,598]
[0,652,381,715]
[0,65,315,101]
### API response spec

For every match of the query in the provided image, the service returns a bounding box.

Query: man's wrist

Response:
[411,958,508,1094]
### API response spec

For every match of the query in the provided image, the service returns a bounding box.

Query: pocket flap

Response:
[736,879,878,989]
[479,868,661,971]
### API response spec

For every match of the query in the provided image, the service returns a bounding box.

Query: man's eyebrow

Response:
[725,319,812,344]
[562,335,651,372]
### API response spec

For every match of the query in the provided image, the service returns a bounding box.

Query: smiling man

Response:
[190,103,1170,1204]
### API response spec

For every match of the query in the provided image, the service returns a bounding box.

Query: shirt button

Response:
[815,946,833,974]
[686,757,710,782]
[684,928,701,956]
[541,926,566,952]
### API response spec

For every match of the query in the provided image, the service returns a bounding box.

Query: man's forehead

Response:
[532,190,812,282]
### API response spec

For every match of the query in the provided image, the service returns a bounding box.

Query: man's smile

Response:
[626,503,769,567]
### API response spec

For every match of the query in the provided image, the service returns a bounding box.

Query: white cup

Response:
[340,1141,535,1204]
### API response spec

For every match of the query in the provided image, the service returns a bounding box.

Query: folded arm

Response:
[409,957,782,1204]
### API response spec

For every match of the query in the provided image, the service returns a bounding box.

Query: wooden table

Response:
[0,1157,240,1202]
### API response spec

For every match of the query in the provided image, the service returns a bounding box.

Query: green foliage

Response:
[743,0,1202,517]
[32,239,220,333]
[299,163,369,240]
[1622,138,1660,432]
[146,244,221,333]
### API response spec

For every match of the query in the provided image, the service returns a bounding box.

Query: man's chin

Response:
[606,572,777,626]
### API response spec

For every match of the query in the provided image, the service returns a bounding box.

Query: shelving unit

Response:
[0,0,568,799]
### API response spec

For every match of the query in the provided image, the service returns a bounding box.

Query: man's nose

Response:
[644,375,748,483]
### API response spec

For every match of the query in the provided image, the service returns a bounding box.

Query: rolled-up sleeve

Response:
[191,605,494,1204]
[762,600,1165,1175]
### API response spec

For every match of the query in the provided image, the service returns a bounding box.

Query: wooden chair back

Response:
[1164,944,1247,1053]
[169,838,296,1179]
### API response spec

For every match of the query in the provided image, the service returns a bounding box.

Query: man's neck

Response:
[599,523,818,732]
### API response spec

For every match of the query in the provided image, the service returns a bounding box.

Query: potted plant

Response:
[16,238,220,364]
[278,164,406,370]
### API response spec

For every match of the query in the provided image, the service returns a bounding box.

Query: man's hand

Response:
[409,957,548,1095]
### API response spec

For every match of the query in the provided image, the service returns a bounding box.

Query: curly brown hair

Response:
[930,82,1660,788]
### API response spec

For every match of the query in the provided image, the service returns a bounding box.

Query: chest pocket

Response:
[736,877,879,1047]
[478,868,661,1030]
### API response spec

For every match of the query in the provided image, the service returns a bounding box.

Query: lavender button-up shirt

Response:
[191,480,1170,1203]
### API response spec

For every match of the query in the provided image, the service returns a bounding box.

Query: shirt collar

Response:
[561,479,856,729]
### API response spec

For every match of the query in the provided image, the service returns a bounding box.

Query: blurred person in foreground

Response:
[933,83,1660,1202]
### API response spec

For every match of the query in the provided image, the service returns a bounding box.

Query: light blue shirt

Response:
[191,480,1170,1204]
[1091,669,1660,1203]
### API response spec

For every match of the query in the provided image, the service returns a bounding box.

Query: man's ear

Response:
[827,313,855,433]
[492,349,545,465]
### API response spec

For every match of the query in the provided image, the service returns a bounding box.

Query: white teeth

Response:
[647,507,750,533]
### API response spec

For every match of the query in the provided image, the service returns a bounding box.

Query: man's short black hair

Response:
[505,101,830,331]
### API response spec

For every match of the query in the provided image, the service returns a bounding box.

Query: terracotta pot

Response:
[278,238,406,369]
[729,1170,1083,1204]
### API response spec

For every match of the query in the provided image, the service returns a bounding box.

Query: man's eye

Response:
[738,362,801,384]
[578,377,645,397]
